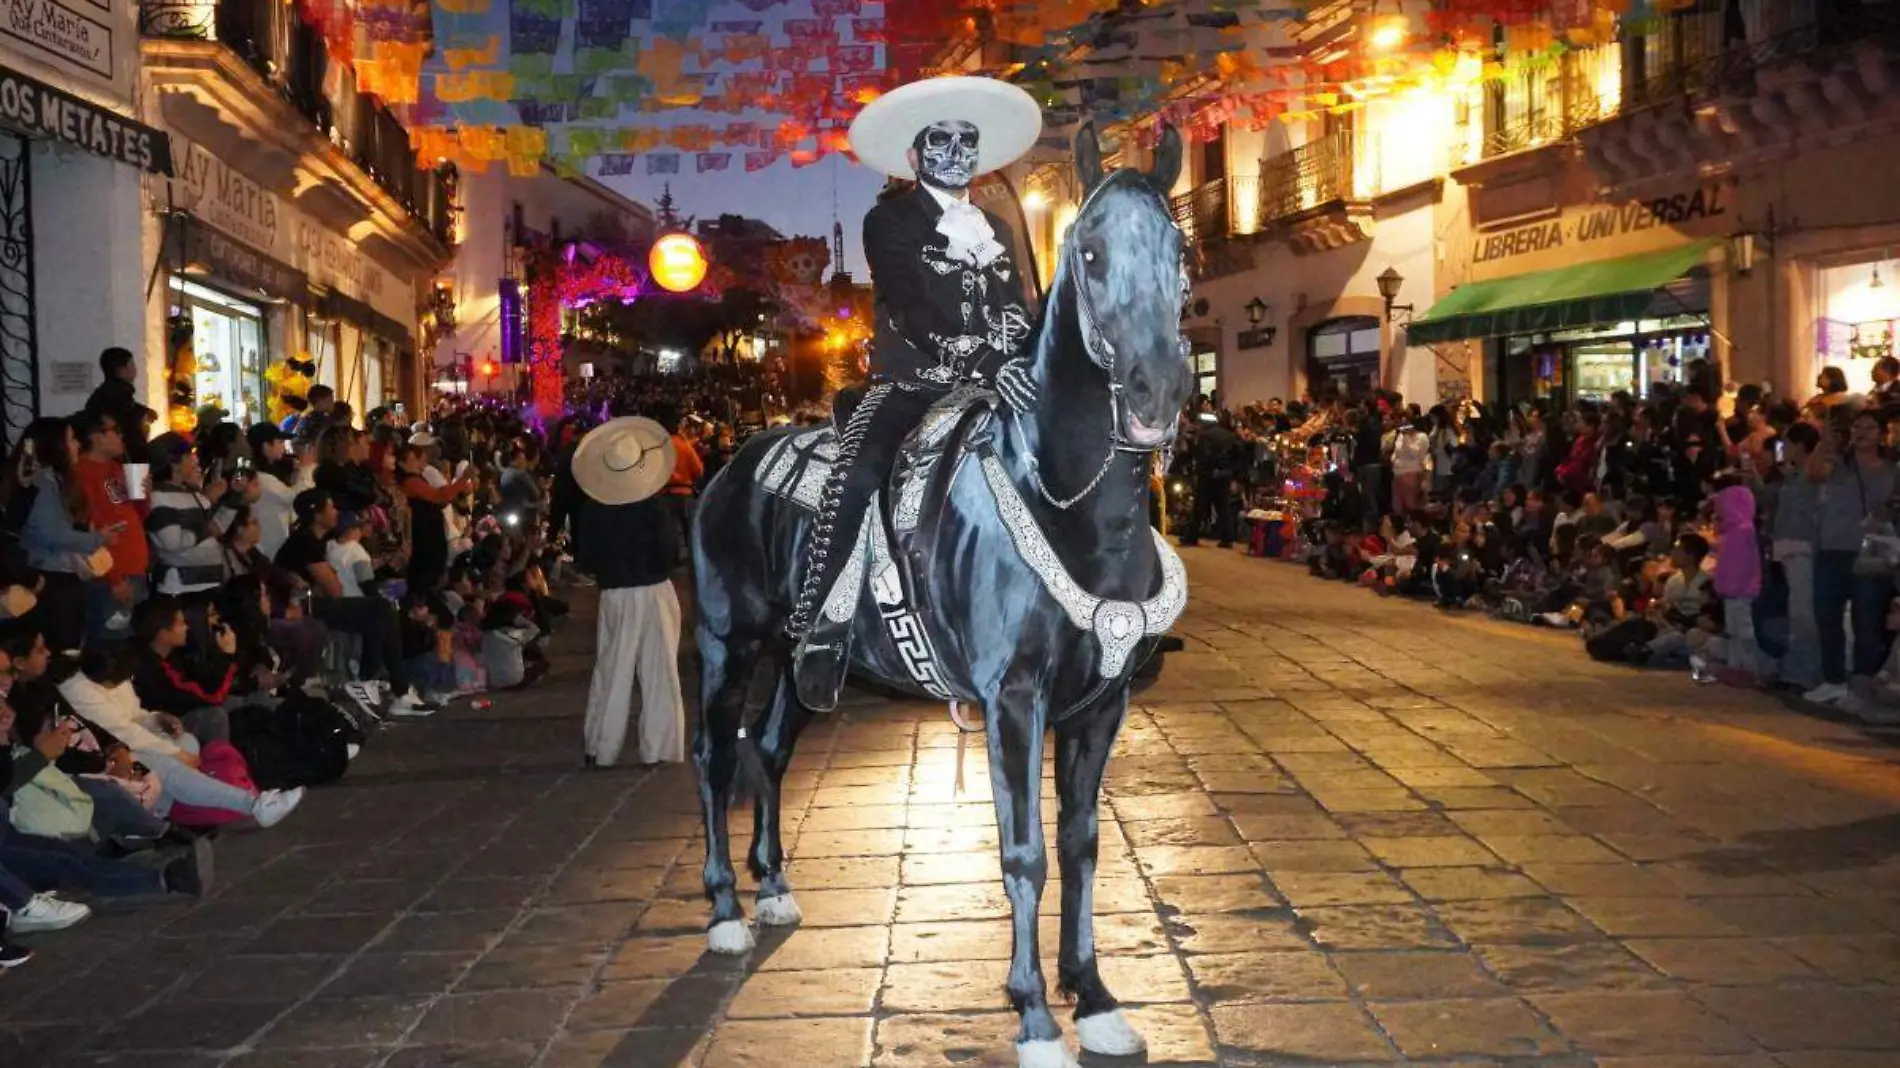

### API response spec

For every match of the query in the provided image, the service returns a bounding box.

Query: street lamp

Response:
[1376,266,1413,321]
[1245,297,1270,326]
[1730,230,1759,276]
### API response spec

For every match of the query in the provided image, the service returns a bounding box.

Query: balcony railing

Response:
[1170,178,1229,245]
[142,0,456,247]
[1259,130,1354,227]
[1480,95,1608,160]
[1477,3,1900,161]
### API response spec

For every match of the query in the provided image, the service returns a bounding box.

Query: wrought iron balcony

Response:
[1479,96,1607,161]
[1258,130,1354,227]
[1481,2,1900,164]
[141,0,456,248]
[1170,178,1229,246]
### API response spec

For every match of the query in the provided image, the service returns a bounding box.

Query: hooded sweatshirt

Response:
[1710,483,1761,600]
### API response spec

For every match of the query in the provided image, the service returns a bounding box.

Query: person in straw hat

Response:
[786,75,1044,713]
[571,414,687,766]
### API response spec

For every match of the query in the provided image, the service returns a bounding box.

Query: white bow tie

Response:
[937,199,1004,268]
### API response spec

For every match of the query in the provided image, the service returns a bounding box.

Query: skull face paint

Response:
[912,121,979,192]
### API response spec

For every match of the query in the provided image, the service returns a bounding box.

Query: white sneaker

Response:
[341,682,383,723]
[1804,682,1850,705]
[346,743,362,761]
[251,787,305,828]
[8,893,91,933]
[388,689,439,718]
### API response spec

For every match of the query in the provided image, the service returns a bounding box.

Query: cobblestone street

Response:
[3,550,1899,1067]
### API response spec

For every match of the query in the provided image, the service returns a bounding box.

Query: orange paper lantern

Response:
[649,232,709,293]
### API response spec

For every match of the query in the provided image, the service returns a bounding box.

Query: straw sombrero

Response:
[571,417,676,506]
[849,76,1043,180]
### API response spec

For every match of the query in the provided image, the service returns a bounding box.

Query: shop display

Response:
[171,278,266,426]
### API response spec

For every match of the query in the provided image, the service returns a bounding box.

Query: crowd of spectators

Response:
[1186,358,1900,731]
[0,349,770,970]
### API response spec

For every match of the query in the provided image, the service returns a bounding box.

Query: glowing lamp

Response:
[1368,14,1408,50]
[649,233,708,293]
[481,360,499,377]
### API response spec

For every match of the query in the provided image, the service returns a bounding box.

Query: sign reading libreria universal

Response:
[1466,182,1730,282]
[0,62,169,172]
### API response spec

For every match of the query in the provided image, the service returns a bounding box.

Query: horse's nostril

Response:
[1126,365,1154,405]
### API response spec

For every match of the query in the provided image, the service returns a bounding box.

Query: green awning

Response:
[1407,239,1717,344]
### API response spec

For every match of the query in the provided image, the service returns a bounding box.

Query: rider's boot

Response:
[792,617,853,713]
[786,492,869,714]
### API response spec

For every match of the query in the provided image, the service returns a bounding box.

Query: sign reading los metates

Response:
[0,0,134,108]
[157,134,413,329]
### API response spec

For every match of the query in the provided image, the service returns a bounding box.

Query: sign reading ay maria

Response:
[3,0,111,83]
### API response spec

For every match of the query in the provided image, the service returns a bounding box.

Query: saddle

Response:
[753,382,998,531]
[755,382,1185,721]
[755,384,999,713]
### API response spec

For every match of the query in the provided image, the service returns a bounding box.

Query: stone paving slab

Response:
[3,549,1899,1066]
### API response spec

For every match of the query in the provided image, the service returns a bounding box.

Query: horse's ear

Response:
[1148,124,1183,194]
[1074,121,1105,194]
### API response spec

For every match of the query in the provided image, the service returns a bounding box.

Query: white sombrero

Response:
[572,417,676,506]
[848,76,1043,180]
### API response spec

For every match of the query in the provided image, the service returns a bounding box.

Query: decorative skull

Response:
[912,120,979,191]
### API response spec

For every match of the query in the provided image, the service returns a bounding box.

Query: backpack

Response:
[226,695,354,791]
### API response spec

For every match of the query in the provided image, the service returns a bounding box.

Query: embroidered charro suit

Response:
[864,185,1032,390]
[790,184,1030,637]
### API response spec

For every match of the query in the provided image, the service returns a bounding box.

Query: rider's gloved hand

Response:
[993,358,1038,414]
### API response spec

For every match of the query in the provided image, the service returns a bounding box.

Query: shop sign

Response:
[0,62,169,173]
[1468,182,1730,279]
[0,0,129,105]
[172,217,308,304]
[1237,326,1276,350]
[173,141,276,251]
[163,135,410,327]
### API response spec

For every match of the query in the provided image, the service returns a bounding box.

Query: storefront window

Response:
[1192,349,1217,402]
[1500,317,1710,405]
[366,338,394,408]
[171,279,267,424]
[308,319,340,393]
[1307,316,1381,401]
[1815,260,1899,394]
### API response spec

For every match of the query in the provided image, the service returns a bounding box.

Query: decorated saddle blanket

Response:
[750,382,995,531]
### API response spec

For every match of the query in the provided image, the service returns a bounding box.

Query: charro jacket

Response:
[863,185,1032,391]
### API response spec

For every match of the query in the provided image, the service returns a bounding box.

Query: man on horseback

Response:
[786,77,1045,712]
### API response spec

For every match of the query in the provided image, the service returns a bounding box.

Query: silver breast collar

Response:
[978,450,1187,677]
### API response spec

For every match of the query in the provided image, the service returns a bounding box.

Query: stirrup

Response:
[948,699,982,733]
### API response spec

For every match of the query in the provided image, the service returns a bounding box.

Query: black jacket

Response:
[85,377,147,461]
[864,186,1031,390]
[575,497,675,590]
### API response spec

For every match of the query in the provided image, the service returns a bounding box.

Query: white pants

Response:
[584,581,686,765]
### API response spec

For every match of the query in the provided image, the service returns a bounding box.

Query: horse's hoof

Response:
[1015,1039,1079,1068]
[706,919,754,955]
[1076,1009,1146,1056]
[755,893,803,927]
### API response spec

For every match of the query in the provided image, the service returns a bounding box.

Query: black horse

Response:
[691,124,1193,1068]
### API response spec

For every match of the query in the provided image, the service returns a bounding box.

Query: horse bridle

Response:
[1065,171,1190,454]
[1027,171,1188,510]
